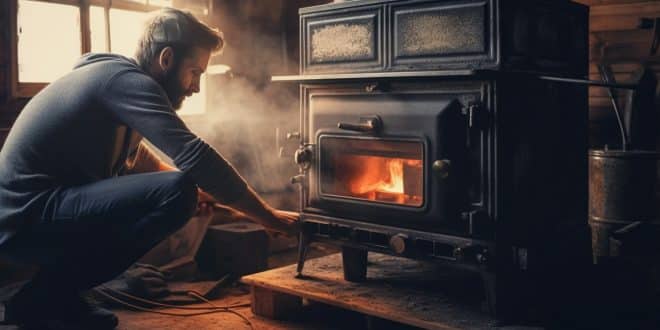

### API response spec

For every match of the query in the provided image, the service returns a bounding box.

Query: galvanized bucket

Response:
[588,149,660,263]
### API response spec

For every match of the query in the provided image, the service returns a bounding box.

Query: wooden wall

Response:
[575,0,660,148]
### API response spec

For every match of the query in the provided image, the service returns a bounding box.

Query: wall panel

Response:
[576,0,660,148]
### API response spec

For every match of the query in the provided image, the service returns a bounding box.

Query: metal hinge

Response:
[462,102,488,129]
[461,102,489,148]
[461,209,491,236]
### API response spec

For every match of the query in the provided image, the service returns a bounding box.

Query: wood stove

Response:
[275,0,590,320]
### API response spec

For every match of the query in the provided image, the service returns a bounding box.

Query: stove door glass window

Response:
[320,137,423,207]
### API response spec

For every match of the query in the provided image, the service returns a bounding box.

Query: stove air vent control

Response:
[389,234,408,255]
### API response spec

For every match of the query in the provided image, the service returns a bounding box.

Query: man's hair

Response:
[135,7,224,71]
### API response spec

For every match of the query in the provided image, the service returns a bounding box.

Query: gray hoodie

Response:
[0,53,246,245]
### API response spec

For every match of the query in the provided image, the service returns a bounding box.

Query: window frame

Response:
[9,0,207,98]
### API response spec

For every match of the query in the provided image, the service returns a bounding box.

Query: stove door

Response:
[303,83,480,233]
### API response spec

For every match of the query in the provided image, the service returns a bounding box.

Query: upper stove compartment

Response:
[300,0,588,76]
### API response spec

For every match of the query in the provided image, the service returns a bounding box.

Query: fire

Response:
[351,158,405,194]
[339,155,422,206]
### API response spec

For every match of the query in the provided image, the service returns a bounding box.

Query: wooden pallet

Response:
[241,252,498,330]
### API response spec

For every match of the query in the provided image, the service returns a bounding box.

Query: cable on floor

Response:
[98,285,249,310]
[94,286,254,329]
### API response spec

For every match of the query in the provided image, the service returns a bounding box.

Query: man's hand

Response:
[196,188,216,217]
[262,209,300,237]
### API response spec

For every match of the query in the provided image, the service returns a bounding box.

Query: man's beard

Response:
[162,61,186,110]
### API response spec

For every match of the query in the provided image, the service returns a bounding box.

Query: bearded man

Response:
[0,7,298,329]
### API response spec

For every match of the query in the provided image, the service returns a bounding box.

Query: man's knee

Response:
[159,171,198,221]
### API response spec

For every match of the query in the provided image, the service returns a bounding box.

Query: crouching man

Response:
[0,7,298,329]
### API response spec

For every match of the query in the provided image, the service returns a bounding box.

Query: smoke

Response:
[165,0,304,210]
[181,66,300,210]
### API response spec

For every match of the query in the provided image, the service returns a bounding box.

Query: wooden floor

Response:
[0,287,373,330]
[0,246,360,330]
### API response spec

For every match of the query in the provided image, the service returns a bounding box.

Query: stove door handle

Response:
[337,116,382,134]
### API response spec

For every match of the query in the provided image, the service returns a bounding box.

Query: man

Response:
[0,7,298,329]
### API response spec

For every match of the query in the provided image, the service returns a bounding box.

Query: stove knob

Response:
[432,159,451,179]
[389,234,407,255]
[294,146,313,170]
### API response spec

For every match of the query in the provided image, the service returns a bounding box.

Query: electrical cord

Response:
[97,285,249,310]
[93,286,254,329]
[187,290,254,329]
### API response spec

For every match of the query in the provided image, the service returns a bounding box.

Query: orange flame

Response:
[341,156,422,205]
[351,158,404,194]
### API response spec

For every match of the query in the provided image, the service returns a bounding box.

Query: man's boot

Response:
[3,281,118,330]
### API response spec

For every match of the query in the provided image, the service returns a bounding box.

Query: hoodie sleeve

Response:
[99,69,247,203]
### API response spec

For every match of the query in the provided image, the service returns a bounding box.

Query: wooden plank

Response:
[33,0,80,6]
[8,0,17,99]
[80,1,91,54]
[590,86,627,97]
[89,0,163,12]
[588,105,619,122]
[590,96,625,108]
[590,15,660,32]
[251,286,302,319]
[588,72,636,81]
[590,1,660,16]
[15,83,46,98]
[575,0,656,6]
[590,43,660,61]
[588,71,660,81]
[589,30,653,46]
[242,253,494,330]
[588,62,649,74]
[0,68,5,103]
[588,86,643,97]
[0,0,6,66]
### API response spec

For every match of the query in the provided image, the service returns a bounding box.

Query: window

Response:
[11,0,209,115]
[16,1,81,83]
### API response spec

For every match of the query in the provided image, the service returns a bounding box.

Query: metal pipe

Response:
[537,75,638,90]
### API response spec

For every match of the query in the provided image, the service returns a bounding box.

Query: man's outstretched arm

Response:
[126,143,298,235]
[224,184,300,236]
[101,70,299,236]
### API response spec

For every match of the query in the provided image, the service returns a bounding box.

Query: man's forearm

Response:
[226,184,275,226]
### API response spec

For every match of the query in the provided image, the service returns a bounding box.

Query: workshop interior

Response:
[1,0,660,329]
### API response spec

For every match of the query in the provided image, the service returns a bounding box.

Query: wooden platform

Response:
[241,252,498,330]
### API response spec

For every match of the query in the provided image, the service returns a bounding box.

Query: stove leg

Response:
[296,231,311,278]
[342,246,368,282]
[481,271,497,317]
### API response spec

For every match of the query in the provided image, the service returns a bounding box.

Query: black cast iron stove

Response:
[275,0,590,320]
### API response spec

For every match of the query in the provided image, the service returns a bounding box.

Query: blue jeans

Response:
[1,171,198,293]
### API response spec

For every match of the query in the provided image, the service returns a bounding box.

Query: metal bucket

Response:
[588,149,660,263]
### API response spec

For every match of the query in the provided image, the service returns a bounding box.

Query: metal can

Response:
[588,149,660,262]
